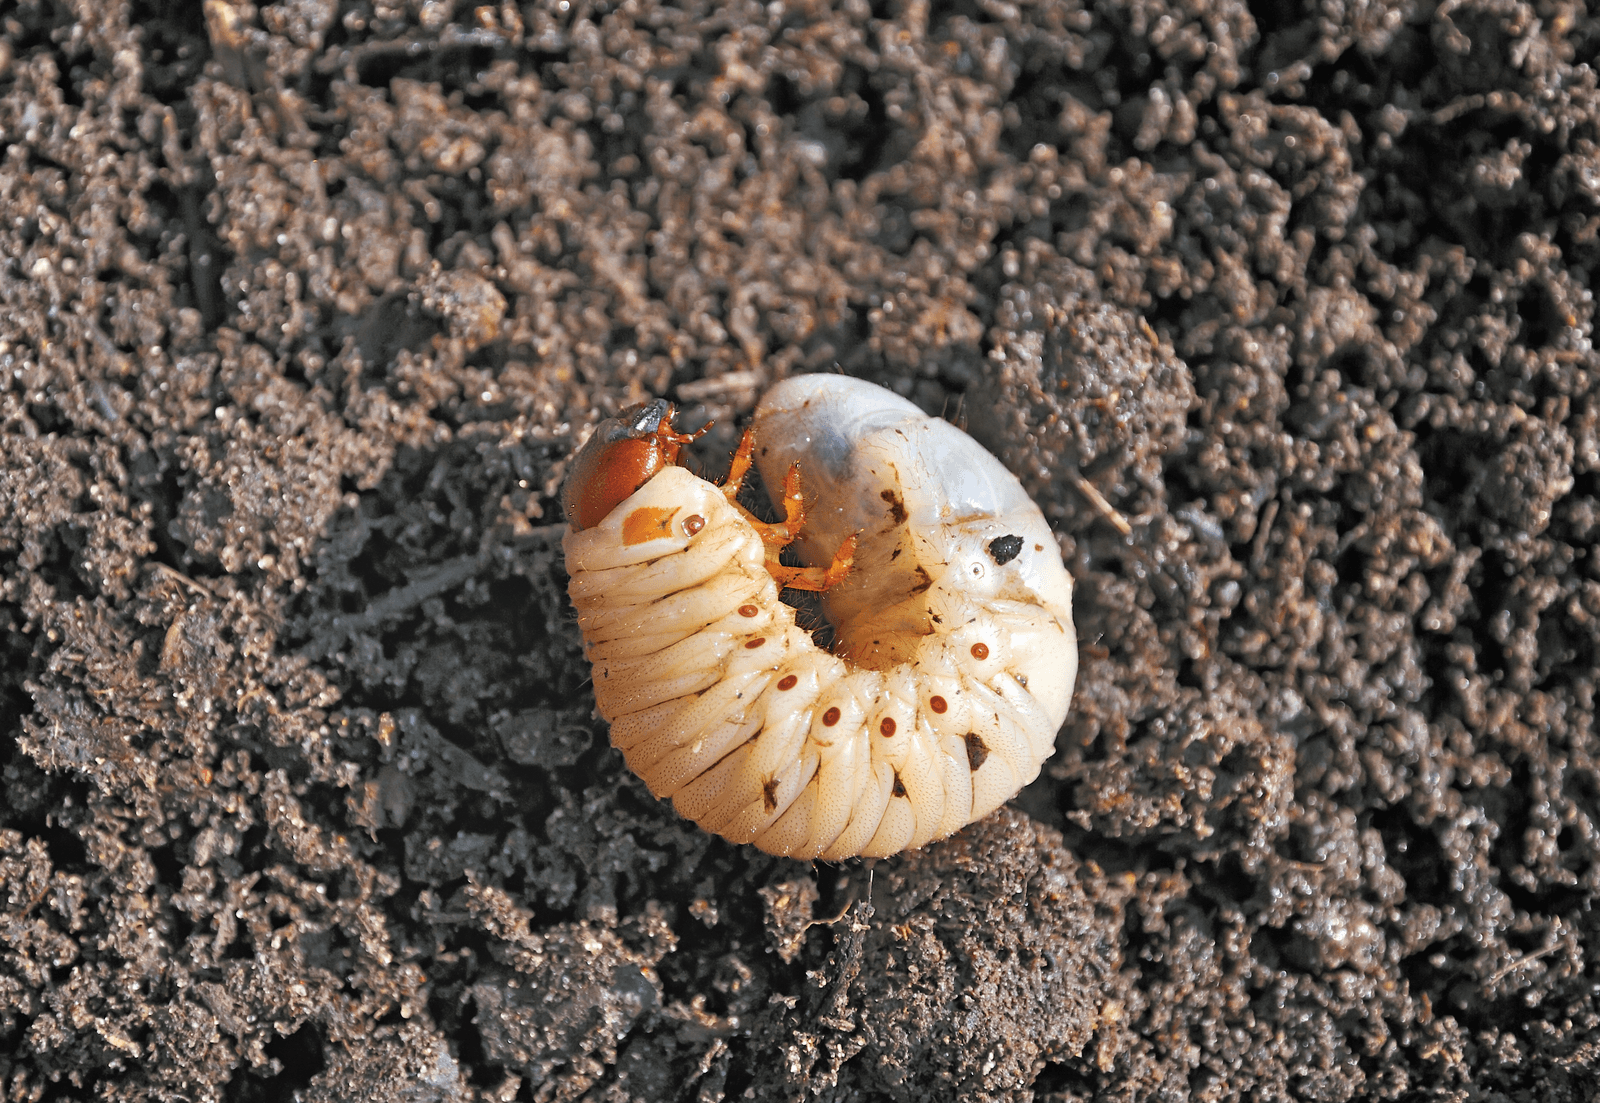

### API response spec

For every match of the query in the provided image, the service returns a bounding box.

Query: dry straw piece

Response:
[562,375,1078,858]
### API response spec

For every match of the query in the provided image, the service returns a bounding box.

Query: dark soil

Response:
[2,1,1599,1100]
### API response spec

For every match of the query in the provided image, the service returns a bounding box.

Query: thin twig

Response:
[298,525,562,660]
[1485,942,1563,985]
[1072,474,1133,537]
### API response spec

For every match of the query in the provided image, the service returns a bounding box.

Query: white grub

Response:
[563,375,1078,858]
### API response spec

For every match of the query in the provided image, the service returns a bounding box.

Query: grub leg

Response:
[768,534,856,593]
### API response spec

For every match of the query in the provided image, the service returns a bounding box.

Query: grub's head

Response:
[561,399,702,531]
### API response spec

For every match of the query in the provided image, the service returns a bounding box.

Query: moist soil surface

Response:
[3,1,1599,1101]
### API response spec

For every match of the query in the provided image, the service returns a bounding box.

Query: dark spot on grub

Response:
[988,534,1023,565]
[880,489,907,524]
[965,732,989,771]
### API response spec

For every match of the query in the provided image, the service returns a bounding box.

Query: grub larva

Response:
[561,375,1078,859]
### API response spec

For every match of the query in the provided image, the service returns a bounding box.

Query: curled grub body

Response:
[562,375,1078,859]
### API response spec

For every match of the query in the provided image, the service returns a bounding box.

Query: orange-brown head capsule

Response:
[561,400,702,531]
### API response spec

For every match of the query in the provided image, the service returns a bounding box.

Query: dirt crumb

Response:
[745,811,1105,1102]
